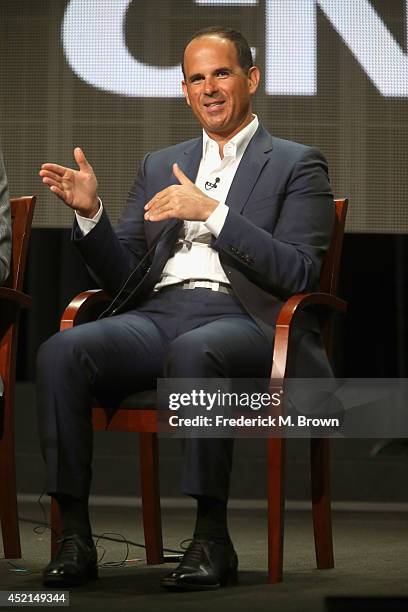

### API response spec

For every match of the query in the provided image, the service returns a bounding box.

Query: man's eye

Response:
[217,71,229,77]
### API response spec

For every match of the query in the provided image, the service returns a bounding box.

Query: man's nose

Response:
[203,76,218,95]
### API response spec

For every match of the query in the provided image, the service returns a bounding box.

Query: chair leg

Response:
[50,497,62,560]
[311,438,334,569]
[0,425,21,558]
[267,437,286,583]
[139,432,164,564]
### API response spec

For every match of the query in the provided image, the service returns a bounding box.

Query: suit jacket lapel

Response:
[148,137,203,246]
[177,136,203,181]
[225,125,274,214]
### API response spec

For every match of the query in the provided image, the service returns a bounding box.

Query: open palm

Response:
[39,147,99,217]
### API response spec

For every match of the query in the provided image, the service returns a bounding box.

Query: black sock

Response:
[54,494,93,543]
[193,496,230,545]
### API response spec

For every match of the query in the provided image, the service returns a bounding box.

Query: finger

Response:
[173,163,192,185]
[49,185,71,204]
[74,146,92,172]
[41,176,63,191]
[145,208,174,222]
[145,189,171,210]
[145,201,173,221]
[39,169,64,183]
[145,202,170,221]
[40,163,68,177]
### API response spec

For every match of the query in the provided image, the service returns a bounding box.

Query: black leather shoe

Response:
[161,539,238,591]
[43,534,98,587]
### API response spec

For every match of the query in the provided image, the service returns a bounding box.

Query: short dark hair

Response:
[182,26,253,78]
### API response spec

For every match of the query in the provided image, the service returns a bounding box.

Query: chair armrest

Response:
[60,289,111,331]
[276,292,346,326]
[0,287,31,308]
[271,292,347,380]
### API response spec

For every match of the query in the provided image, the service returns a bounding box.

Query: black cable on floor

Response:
[4,491,184,574]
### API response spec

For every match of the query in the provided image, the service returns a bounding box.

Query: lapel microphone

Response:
[205,177,220,190]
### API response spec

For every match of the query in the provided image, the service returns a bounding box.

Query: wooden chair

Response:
[267,198,347,581]
[0,196,36,559]
[51,198,348,582]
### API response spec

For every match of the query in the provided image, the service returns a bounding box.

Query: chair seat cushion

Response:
[117,389,157,409]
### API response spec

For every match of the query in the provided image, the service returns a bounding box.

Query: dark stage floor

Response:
[1,502,408,611]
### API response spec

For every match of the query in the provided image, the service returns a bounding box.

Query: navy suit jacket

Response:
[74,124,335,373]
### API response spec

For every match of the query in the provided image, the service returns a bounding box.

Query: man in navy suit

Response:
[38,26,334,590]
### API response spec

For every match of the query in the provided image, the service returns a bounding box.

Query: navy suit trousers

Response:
[36,287,273,501]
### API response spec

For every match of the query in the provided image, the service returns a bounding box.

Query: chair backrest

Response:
[319,198,348,296]
[0,196,35,439]
[8,196,36,292]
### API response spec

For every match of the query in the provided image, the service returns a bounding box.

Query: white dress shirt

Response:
[76,115,259,290]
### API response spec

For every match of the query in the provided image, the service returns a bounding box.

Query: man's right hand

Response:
[39,147,99,218]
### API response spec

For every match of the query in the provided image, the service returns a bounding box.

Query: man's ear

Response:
[248,66,260,95]
[182,81,191,106]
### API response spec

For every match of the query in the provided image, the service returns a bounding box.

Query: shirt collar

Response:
[202,114,259,161]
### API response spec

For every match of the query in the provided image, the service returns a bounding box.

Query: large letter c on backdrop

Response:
[62,0,184,97]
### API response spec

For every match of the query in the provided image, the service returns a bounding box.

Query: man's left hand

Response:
[144,164,219,222]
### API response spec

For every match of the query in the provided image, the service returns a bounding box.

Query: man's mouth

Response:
[204,101,225,109]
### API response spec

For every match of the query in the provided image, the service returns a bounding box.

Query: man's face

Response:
[182,36,260,141]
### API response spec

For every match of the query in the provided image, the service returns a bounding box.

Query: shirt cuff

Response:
[75,199,103,236]
[204,201,229,238]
